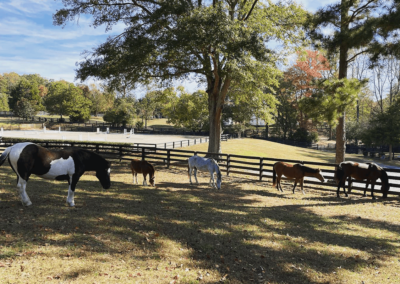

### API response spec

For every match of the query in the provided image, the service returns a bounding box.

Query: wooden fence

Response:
[0,140,399,197]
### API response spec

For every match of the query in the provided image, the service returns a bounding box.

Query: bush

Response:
[290,128,318,143]
[136,121,144,129]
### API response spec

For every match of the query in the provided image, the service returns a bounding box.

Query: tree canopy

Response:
[54,0,307,154]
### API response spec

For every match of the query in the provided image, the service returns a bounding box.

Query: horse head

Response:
[150,175,156,187]
[96,161,111,189]
[380,170,390,198]
[316,168,326,183]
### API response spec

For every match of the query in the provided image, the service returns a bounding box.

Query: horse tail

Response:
[272,162,277,186]
[0,145,12,167]
[187,158,190,178]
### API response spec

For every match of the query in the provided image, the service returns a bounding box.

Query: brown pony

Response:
[130,159,155,186]
[273,162,325,194]
[335,161,390,199]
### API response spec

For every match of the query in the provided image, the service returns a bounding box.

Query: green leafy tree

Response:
[164,89,209,132]
[10,78,44,118]
[14,98,36,119]
[299,78,366,129]
[308,0,400,163]
[54,0,307,154]
[45,81,71,120]
[87,83,113,117]
[68,91,92,122]
[137,91,161,128]
[362,98,400,161]
[103,97,136,127]
[45,81,92,122]
[271,80,298,140]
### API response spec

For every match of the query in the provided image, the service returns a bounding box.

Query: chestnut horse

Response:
[334,161,390,199]
[273,162,325,194]
[130,159,155,186]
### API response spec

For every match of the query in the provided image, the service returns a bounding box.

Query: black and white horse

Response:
[0,142,111,206]
[188,155,222,189]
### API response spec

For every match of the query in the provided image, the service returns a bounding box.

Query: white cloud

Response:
[0,0,57,16]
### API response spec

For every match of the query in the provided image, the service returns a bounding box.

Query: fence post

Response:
[188,140,190,146]
[200,138,202,143]
[173,142,175,148]
[142,147,145,160]
[119,145,123,162]
[164,143,166,149]
[167,149,171,168]
[259,158,263,181]
[227,154,230,176]
[96,144,99,153]
[181,141,183,148]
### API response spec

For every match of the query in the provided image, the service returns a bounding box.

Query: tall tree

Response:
[308,0,400,163]
[284,50,330,129]
[54,0,306,154]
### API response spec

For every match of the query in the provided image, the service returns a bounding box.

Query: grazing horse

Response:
[273,162,325,194]
[0,142,111,207]
[129,159,155,186]
[188,155,222,189]
[334,161,390,199]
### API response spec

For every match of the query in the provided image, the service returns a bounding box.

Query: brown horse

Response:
[130,159,155,186]
[334,161,390,199]
[273,162,325,194]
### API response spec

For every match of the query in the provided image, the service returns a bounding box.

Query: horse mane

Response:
[299,165,319,174]
[212,159,222,179]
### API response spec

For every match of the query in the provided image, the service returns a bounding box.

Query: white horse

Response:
[188,155,222,189]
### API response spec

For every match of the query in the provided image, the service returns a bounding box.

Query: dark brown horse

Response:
[130,159,155,186]
[273,162,325,194]
[334,161,390,199]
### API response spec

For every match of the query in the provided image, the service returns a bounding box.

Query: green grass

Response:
[184,138,400,168]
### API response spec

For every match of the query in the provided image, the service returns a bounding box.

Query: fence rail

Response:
[0,140,399,197]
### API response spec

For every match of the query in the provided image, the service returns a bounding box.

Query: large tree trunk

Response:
[335,115,346,163]
[336,2,349,164]
[207,96,222,156]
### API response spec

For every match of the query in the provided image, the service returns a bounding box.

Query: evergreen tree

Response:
[307,0,400,163]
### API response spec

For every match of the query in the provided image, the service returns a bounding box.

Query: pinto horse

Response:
[129,159,155,186]
[0,142,111,206]
[188,155,222,189]
[334,161,390,199]
[273,162,325,194]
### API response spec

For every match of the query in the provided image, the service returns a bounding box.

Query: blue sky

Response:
[0,0,337,93]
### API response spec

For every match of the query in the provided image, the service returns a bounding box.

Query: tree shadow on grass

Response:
[1,165,400,283]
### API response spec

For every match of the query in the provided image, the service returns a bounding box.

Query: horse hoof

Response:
[23,201,32,206]
[345,194,348,197]
[363,194,367,197]
[372,197,376,200]
[67,202,75,207]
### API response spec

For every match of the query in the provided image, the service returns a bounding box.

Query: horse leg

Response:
[143,173,148,186]
[194,168,199,184]
[363,181,370,197]
[277,174,284,192]
[301,178,305,195]
[67,174,81,207]
[292,180,298,194]
[189,166,193,184]
[210,172,216,188]
[17,177,32,206]
[370,182,376,200]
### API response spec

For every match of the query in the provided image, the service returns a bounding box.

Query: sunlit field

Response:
[1,146,400,283]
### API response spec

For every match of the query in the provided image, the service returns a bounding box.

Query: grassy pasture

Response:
[1,155,400,283]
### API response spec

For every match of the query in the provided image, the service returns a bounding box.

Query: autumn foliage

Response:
[284,50,330,128]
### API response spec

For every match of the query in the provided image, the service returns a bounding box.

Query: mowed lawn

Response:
[0,139,399,283]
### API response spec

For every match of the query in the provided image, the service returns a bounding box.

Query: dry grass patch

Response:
[0,162,400,283]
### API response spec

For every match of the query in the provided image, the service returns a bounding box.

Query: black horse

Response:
[0,142,111,206]
[334,161,390,199]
